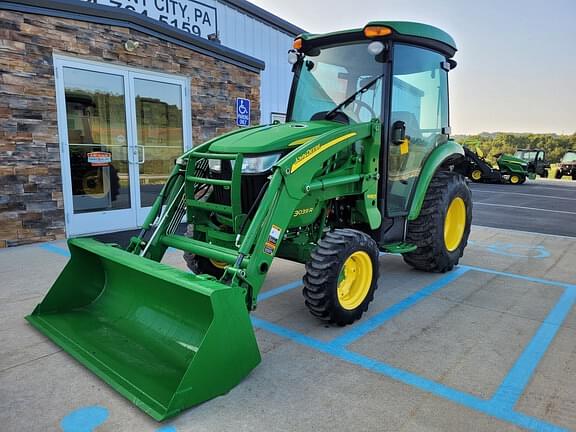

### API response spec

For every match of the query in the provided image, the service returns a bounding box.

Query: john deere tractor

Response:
[28,22,471,420]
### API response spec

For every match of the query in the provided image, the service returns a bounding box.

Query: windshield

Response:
[514,150,537,161]
[562,152,576,162]
[289,42,385,123]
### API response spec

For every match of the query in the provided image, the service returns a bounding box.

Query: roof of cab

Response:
[299,21,457,53]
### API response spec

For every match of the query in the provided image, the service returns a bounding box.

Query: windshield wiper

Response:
[324,72,385,121]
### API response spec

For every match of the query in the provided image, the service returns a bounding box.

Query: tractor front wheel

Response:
[403,171,472,273]
[303,229,379,326]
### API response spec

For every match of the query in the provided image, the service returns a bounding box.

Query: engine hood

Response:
[208,121,347,154]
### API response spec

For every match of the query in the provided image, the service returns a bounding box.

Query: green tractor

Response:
[464,146,530,184]
[28,22,471,420]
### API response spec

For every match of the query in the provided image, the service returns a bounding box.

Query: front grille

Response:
[208,161,269,213]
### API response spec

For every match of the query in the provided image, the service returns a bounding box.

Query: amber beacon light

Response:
[364,26,392,37]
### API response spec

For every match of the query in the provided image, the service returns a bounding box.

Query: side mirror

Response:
[391,121,406,145]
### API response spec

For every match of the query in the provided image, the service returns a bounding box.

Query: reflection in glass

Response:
[134,79,184,207]
[63,67,131,214]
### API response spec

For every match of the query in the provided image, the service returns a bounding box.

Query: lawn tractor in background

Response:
[462,146,530,184]
[555,150,576,180]
[27,22,472,421]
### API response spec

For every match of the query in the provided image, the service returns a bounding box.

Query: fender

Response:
[408,140,465,221]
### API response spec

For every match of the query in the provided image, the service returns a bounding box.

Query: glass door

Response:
[58,64,137,236]
[55,57,191,236]
[130,75,190,225]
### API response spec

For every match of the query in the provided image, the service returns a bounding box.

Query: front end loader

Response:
[28,22,472,420]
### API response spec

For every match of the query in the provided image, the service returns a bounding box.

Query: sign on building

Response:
[82,0,217,39]
[236,97,250,127]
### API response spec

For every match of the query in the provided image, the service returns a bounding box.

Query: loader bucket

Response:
[26,238,261,421]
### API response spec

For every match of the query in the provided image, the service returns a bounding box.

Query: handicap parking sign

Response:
[236,97,250,127]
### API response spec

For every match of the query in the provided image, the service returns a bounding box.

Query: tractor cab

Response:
[286,22,459,241]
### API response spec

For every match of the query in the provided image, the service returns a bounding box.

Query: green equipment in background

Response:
[28,22,472,420]
[462,146,531,184]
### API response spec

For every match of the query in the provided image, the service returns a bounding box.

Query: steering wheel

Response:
[349,99,378,122]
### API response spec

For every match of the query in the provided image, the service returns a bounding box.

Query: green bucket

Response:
[27,238,261,421]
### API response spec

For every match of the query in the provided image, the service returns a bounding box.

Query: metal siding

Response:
[211,0,294,123]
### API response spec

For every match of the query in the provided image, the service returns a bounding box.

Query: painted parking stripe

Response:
[330,266,470,347]
[259,280,302,301]
[491,286,576,408]
[38,243,70,258]
[472,189,576,201]
[474,202,576,215]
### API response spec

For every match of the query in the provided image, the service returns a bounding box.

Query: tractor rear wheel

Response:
[403,171,471,273]
[303,229,379,326]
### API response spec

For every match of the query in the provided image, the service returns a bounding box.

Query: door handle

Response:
[136,145,146,164]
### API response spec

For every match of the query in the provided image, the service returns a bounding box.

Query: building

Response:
[0,0,303,246]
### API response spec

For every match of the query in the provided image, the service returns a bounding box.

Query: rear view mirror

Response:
[391,121,406,145]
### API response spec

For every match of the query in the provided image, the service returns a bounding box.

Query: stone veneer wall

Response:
[0,10,260,247]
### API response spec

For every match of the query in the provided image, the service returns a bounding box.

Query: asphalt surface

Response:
[470,179,576,238]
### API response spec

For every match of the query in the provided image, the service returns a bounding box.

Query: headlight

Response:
[208,159,222,172]
[235,153,281,174]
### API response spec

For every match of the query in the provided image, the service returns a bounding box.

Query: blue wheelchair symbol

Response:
[236,98,251,127]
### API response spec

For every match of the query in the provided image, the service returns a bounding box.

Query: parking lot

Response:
[2,220,576,432]
[470,179,576,237]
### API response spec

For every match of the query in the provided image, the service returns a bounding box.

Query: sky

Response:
[249,0,576,135]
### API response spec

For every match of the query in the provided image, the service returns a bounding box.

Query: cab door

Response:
[386,44,450,216]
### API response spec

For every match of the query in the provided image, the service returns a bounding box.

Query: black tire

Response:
[184,254,226,278]
[403,171,472,273]
[541,169,549,178]
[555,170,563,179]
[303,229,379,326]
[183,224,226,278]
[572,173,576,181]
[509,174,524,185]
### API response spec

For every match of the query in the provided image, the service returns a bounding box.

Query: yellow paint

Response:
[510,175,520,184]
[400,138,410,155]
[290,132,357,173]
[209,259,228,269]
[337,251,372,310]
[471,169,482,181]
[288,135,319,147]
[443,196,466,252]
[293,207,314,217]
[367,193,377,199]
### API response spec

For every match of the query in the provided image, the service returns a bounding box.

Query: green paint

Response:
[299,21,456,52]
[408,140,465,220]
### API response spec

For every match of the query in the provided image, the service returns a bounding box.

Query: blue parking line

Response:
[491,286,576,408]
[330,266,470,347]
[251,316,568,432]
[258,280,302,301]
[38,243,70,258]
[461,265,574,289]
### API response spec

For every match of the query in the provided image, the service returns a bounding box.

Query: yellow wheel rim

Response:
[510,175,520,184]
[210,259,228,269]
[337,251,372,310]
[471,170,482,181]
[444,197,466,252]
